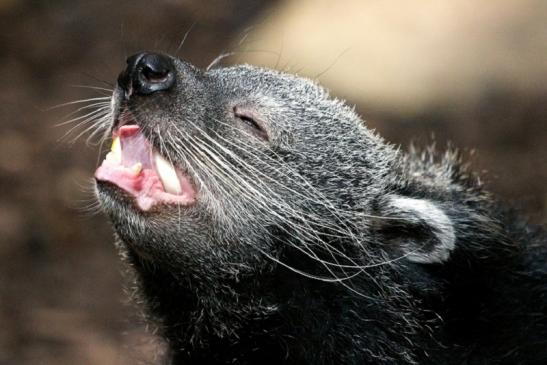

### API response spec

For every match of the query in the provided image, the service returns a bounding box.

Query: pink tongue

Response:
[118,126,152,168]
[95,126,164,210]
[95,125,196,211]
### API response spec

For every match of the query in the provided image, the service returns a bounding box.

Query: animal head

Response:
[95,52,458,282]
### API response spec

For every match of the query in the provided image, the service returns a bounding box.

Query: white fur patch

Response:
[390,196,455,264]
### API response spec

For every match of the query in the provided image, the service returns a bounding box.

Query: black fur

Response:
[95,53,547,364]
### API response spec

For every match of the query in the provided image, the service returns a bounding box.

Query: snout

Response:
[117,52,176,97]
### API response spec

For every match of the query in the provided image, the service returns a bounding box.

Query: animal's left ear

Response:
[372,195,456,264]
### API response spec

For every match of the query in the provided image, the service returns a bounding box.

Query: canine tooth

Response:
[110,136,121,163]
[105,151,117,163]
[131,162,143,174]
[154,152,181,194]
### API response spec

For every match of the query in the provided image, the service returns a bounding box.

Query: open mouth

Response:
[95,124,196,211]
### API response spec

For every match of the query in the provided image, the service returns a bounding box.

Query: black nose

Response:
[117,52,175,96]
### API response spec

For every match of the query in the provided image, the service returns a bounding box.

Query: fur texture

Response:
[95,54,547,364]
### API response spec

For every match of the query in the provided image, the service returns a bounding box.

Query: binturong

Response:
[93,52,547,364]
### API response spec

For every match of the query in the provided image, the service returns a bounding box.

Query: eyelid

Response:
[233,106,269,140]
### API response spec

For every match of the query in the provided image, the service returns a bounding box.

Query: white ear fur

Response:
[388,196,455,264]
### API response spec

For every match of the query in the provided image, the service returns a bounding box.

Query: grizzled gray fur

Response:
[95,52,547,364]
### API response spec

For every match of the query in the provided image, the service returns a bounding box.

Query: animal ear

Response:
[373,195,456,264]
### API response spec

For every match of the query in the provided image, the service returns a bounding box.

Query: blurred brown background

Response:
[0,0,545,364]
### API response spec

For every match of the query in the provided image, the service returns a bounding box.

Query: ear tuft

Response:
[375,196,456,264]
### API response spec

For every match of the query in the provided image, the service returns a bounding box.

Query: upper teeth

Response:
[154,152,182,195]
[110,136,122,163]
[131,162,143,175]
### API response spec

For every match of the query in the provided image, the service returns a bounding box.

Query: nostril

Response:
[118,52,176,97]
[135,54,175,95]
[141,63,170,83]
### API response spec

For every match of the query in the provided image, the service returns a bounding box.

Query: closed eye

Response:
[233,106,269,141]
